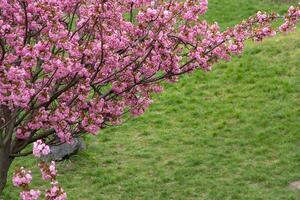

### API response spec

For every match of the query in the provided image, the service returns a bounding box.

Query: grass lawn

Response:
[3,0,300,199]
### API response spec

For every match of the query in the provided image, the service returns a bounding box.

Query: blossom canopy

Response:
[0,0,299,156]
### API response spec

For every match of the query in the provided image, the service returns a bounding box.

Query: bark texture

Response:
[0,106,15,197]
[0,146,13,197]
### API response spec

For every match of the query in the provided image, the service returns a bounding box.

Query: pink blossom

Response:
[39,161,57,181]
[20,190,41,200]
[12,167,32,187]
[16,129,31,140]
[257,11,268,22]
[45,182,67,200]
[279,4,300,32]
[33,140,50,158]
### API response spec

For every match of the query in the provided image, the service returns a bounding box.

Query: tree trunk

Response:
[0,105,15,197]
[0,144,13,197]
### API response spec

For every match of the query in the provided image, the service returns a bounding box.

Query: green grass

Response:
[204,0,297,29]
[3,0,300,199]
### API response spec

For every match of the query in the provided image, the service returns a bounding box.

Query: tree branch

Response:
[0,39,5,63]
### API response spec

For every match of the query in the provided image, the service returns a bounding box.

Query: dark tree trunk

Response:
[0,106,15,197]
[0,144,13,197]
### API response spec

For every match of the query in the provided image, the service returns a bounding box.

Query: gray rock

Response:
[42,138,86,161]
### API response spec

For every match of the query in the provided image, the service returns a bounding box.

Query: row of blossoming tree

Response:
[0,0,299,199]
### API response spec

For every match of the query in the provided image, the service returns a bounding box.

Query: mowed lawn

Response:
[3,0,300,199]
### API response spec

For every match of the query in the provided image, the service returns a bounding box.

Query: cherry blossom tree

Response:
[0,0,299,197]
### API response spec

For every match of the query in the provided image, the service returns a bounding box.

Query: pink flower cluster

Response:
[12,141,66,199]
[183,0,208,20]
[38,161,57,181]
[280,4,300,32]
[33,140,50,158]
[40,161,66,200]
[20,190,41,200]
[12,167,41,200]
[45,182,67,200]
[13,161,65,200]
[12,167,32,187]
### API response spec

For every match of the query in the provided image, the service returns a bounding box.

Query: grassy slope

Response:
[3,0,300,199]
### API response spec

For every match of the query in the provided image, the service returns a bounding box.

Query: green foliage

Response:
[3,1,300,199]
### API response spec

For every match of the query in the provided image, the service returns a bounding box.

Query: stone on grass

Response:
[42,138,86,161]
